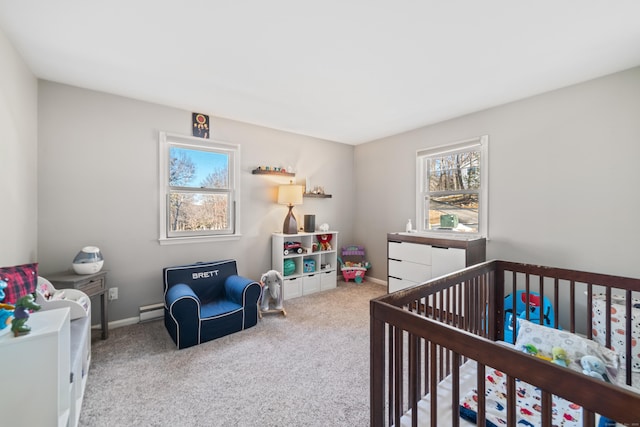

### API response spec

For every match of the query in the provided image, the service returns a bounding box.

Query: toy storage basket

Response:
[338,245,370,283]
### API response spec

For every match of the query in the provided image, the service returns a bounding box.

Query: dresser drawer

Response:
[388,277,418,293]
[389,241,432,264]
[76,277,106,296]
[389,259,431,284]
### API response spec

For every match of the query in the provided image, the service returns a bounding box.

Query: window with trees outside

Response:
[158,132,240,244]
[416,135,488,236]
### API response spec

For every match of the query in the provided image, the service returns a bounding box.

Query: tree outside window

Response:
[417,136,488,236]
[159,132,240,243]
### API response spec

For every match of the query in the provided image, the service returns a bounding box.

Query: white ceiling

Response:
[1,1,640,145]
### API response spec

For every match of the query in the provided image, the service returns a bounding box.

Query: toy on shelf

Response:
[12,294,40,337]
[283,259,296,276]
[35,276,90,320]
[283,241,303,255]
[318,234,332,251]
[338,245,371,283]
[303,259,315,273]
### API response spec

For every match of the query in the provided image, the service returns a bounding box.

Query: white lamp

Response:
[278,181,304,234]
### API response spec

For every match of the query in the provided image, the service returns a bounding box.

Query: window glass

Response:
[417,136,488,236]
[169,147,229,189]
[159,132,240,243]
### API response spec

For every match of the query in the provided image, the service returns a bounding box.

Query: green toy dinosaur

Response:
[11,294,41,337]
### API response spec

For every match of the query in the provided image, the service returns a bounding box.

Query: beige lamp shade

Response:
[278,183,303,234]
[277,184,304,206]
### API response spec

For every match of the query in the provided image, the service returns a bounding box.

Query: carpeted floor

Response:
[80,280,386,426]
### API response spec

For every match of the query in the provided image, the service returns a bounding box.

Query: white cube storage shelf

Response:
[272,231,338,300]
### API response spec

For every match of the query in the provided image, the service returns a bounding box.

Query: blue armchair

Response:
[163,260,261,349]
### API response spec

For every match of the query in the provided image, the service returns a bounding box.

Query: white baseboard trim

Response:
[94,279,388,331]
[139,302,164,322]
[91,314,161,331]
[338,276,387,287]
[365,277,387,287]
[91,316,139,331]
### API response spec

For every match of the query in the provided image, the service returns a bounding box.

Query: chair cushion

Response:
[200,299,242,319]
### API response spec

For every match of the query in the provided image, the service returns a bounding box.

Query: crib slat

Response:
[388,325,394,427]
[506,375,516,427]
[605,285,612,348]
[409,333,419,427]
[625,289,633,383]
[429,341,438,427]
[452,352,460,427]
[569,280,576,333]
[582,409,595,427]
[477,363,486,427]
[539,274,545,326]
[509,271,517,343]
[553,277,559,329]
[587,283,596,339]
[541,390,552,427]
[393,327,402,426]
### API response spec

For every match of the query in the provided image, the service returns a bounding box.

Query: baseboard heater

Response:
[139,302,164,322]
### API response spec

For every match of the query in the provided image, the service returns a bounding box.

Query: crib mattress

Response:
[400,359,477,427]
[399,357,639,427]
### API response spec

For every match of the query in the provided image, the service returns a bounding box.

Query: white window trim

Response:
[415,135,489,238]
[158,131,241,245]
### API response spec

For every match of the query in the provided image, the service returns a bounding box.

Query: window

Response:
[416,135,488,236]
[159,132,240,244]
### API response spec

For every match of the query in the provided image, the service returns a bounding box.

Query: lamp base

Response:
[283,205,298,234]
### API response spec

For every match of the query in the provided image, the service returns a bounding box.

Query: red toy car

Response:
[283,241,303,255]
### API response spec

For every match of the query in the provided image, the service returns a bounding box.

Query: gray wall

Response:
[355,66,640,282]
[5,27,640,325]
[37,82,355,324]
[0,29,38,266]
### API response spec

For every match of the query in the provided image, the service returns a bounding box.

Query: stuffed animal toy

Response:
[581,355,610,382]
[318,234,332,251]
[0,279,14,330]
[12,294,41,337]
[260,270,284,312]
[551,347,569,367]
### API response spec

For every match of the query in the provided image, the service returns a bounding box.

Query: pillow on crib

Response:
[515,318,619,381]
[591,294,640,373]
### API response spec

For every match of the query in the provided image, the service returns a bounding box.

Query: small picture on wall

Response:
[192,113,209,139]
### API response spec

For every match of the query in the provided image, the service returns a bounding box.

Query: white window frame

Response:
[416,135,489,237]
[158,131,241,245]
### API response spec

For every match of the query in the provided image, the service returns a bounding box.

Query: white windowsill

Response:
[158,234,242,245]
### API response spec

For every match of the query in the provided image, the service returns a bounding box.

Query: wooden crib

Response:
[370,260,640,426]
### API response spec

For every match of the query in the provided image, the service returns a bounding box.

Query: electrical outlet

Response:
[108,287,118,300]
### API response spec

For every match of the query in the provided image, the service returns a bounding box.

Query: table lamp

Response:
[278,181,303,234]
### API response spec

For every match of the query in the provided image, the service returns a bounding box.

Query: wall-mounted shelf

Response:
[252,168,295,177]
[303,193,332,198]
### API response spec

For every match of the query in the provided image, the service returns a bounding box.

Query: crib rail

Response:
[371,260,640,427]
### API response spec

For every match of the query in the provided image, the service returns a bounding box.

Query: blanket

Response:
[459,366,583,427]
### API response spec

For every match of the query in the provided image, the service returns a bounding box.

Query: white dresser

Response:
[387,233,486,293]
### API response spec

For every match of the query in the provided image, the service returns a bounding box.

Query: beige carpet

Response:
[80,280,386,426]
